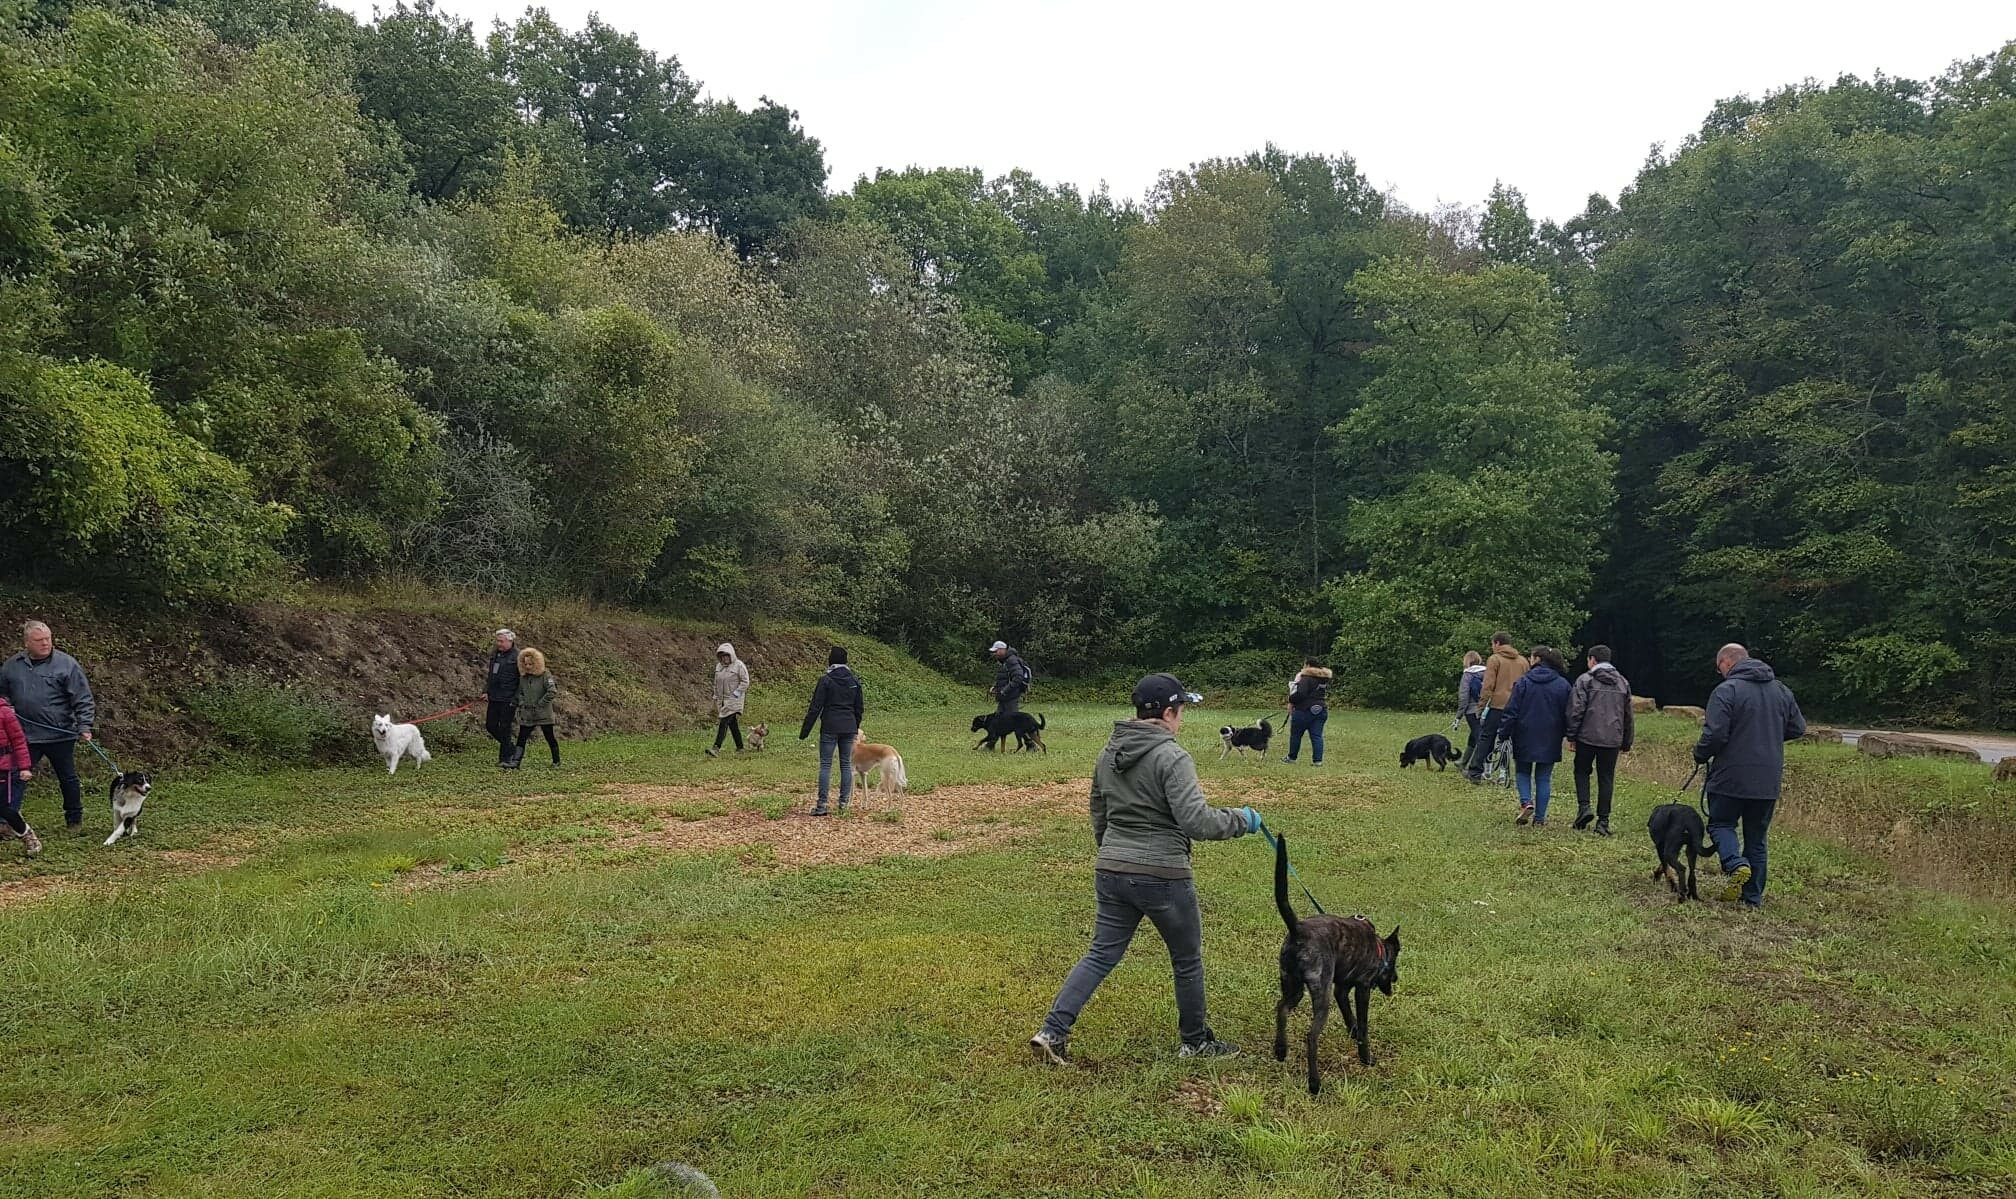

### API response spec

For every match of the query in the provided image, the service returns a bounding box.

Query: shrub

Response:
[183,671,349,765]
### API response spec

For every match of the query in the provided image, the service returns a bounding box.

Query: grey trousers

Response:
[1040,870,1213,1047]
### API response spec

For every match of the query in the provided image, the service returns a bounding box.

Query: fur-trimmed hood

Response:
[1296,666,1334,681]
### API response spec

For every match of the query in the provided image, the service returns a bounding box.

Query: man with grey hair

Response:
[0,621,96,830]
[483,628,522,768]
[1692,643,1806,907]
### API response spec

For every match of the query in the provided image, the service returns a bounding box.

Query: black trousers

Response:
[515,723,559,764]
[713,714,743,751]
[26,740,83,824]
[485,700,516,762]
[1464,710,1504,775]
[1463,712,1481,758]
[1573,743,1620,820]
[995,694,1022,718]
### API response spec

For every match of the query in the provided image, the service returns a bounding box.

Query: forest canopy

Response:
[4,1,2015,724]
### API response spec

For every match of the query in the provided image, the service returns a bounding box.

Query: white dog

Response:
[104,771,151,847]
[372,714,431,775]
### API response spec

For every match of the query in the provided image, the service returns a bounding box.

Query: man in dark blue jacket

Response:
[0,620,96,829]
[800,646,865,816]
[483,629,521,767]
[1693,643,1806,907]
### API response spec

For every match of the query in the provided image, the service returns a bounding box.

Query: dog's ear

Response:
[1385,926,1401,954]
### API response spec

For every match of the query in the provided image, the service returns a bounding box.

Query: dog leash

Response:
[1256,820,1327,915]
[10,710,123,774]
[405,699,481,725]
[1680,762,1710,820]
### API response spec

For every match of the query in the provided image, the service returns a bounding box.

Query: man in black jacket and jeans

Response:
[1693,643,1806,907]
[484,629,521,767]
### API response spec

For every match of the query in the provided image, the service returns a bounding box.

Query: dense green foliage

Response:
[3,2,2014,719]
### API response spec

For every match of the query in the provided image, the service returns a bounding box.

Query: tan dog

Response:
[853,730,907,794]
[746,722,768,751]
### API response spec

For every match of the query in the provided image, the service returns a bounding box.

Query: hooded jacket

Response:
[993,648,1031,703]
[484,644,520,703]
[1694,658,1806,800]
[516,671,557,725]
[1479,643,1529,711]
[1458,663,1487,718]
[713,644,751,717]
[1090,719,1250,878]
[1566,662,1634,750]
[800,665,864,741]
[0,648,95,741]
[0,698,28,773]
[1288,666,1332,713]
[1500,663,1571,764]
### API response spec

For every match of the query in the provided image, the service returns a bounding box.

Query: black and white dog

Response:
[1219,718,1272,760]
[105,770,151,846]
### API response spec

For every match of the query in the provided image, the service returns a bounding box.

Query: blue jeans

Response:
[1706,792,1774,906]
[817,732,855,809]
[1286,707,1326,763]
[1041,870,1213,1047]
[1516,760,1555,820]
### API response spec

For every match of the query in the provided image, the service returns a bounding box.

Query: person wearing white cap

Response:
[989,640,1031,718]
[483,628,521,767]
[706,643,751,758]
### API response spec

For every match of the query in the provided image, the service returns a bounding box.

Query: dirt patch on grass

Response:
[0,840,251,905]
[580,779,1085,867]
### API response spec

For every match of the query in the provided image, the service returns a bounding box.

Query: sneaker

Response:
[1516,804,1533,825]
[704,747,719,759]
[21,826,41,856]
[1531,818,1548,827]
[1594,819,1611,837]
[1028,1031,1070,1066]
[809,805,830,817]
[1719,864,1753,903]
[1177,1039,1241,1060]
[1572,807,1594,830]
[66,820,83,834]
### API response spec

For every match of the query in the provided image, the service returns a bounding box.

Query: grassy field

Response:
[1,702,2012,1198]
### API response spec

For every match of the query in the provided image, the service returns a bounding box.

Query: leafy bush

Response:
[183,671,350,764]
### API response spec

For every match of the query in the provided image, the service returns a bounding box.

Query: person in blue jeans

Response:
[1693,643,1805,906]
[1284,658,1332,764]
[798,646,864,816]
[1500,646,1571,825]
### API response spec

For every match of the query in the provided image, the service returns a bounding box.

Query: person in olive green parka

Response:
[511,647,560,768]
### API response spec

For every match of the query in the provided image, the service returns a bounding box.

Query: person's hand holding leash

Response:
[1239,806,1263,834]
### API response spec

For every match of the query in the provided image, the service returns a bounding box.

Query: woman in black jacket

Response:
[799,646,865,816]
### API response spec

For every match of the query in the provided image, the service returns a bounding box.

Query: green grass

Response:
[1,705,2011,1197]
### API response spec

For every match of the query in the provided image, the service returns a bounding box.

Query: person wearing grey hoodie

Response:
[1565,645,1634,836]
[1030,674,1260,1067]
[706,643,751,758]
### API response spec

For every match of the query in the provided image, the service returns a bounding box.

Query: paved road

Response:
[1836,729,2016,765]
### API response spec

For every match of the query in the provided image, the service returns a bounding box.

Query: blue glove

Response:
[1239,806,1263,834]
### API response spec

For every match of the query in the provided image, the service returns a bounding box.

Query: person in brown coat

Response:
[1463,632,1529,781]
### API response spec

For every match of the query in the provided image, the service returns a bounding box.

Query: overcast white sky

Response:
[333,0,2014,221]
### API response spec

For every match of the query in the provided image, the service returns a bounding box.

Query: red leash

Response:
[406,700,481,725]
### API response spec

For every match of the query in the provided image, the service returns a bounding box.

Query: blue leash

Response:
[9,711,123,775]
[1256,820,1326,914]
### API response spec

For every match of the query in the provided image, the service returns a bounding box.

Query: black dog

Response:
[1272,833,1400,1095]
[1647,802,1713,902]
[970,711,1047,753]
[1218,718,1272,760]
[1400,734,1456,771]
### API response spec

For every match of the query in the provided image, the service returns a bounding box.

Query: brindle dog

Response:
[1271,833,1401,1095]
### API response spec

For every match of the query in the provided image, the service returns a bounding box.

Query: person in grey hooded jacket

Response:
[1565,645,1634,836]
[0,620,96,828]
[1030,674,1260,1067]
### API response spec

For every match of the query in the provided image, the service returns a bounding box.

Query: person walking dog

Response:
[990,641,1031,717]
[799,646,864,816]
[1029,674,1260,1066]
[1694,643,1806,907]
[1457,650,1486,759]
[1565,645,1634,835]
[1500,646,1571,825]
[707,643,751,758]
[482,629,520,768]
[1284,658,1332,765]
[0,695,43,856]
[511,647,560,768]
[0,620,95,830]
[1463,633,1528,781]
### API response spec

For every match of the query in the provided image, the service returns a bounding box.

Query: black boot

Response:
[1572,803,1594,830]
[1594,818,1611,837]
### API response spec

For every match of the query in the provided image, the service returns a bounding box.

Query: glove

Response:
[1239,806,1263,834]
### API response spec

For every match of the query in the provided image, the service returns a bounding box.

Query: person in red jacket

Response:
[0,697,43,856]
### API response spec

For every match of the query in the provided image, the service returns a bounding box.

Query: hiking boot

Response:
[1593,819,1611,837]
[1718,864,1753,903]
[809,804,830,817]
[1572,805,1594,830]
[20,825,41,856]
[1516,804,1533,825]
[1177,1039,1241,1060]
[1028,1031,1070,1066]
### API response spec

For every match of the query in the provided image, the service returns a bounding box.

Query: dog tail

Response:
[1275,831,1299,934]
[1036,713,1046,730]
[888,753,907,792]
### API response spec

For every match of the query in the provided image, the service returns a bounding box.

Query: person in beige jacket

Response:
[706,643,751,758]
[1463,633,1529,780]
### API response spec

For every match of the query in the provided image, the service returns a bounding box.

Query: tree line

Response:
[3,2,2013,723]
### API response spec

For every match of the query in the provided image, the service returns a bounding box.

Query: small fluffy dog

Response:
[746,722,768,751]
[1219,718,1272,760]
[371,714,432,775]
[852,730,908,794]
[1648,802,1713,902]
[1272,833,1401,1094]
[1400,733,1457,770]
[104,770,151,847]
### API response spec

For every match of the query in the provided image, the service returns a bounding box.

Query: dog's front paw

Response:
[1272,1041,1287,1062]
